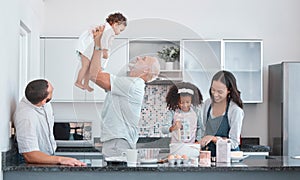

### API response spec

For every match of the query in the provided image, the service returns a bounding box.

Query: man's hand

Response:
[58,156,86,167]
[92,25,105,47]
[22,151,86,166]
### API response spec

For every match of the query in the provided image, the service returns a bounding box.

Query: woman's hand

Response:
[199,135,215,148]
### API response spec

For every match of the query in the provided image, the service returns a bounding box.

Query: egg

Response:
[182,154,188,160]
[168,154,175,160]
[175,154,182,159]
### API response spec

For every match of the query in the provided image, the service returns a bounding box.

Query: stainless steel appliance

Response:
[268,62,300,156]
[53,121,93,147]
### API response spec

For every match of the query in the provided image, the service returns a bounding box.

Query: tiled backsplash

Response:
[139,84,172,137]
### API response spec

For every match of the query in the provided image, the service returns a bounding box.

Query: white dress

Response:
[76,22,115,69]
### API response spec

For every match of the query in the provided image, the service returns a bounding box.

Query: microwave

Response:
[53,121,94,147]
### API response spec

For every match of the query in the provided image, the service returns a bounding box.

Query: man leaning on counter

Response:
[13,79,86,166]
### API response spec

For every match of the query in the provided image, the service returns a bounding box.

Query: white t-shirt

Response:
[76,22,115,69]
[100,74,145,148]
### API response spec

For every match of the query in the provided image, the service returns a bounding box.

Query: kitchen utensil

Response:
[169,143,200,157]
[122,149,138,166]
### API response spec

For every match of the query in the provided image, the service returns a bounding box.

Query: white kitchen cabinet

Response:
[41,37,128,102]
[223,39,263,103]
[182,40,221,101]
[182,39,263,103]
[129,39,182,81]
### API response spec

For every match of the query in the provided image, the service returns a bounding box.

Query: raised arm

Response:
[89,25,111,91]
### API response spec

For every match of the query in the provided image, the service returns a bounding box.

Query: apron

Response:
[202,100,239,157]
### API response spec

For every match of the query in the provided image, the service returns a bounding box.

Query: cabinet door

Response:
[43,38,85,102]
[129,39,182,81]
[182,40,221,100]
[86,38,129,101]
[223,40,263,103]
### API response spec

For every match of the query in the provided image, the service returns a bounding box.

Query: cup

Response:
[199,150,211,166]
[190,156,199,167]
[123,149,138,166]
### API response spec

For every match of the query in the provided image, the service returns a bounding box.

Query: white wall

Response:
[0,1,44,178]
[42,0,300,146]
[0,0,45,152]
[0,0,19,154]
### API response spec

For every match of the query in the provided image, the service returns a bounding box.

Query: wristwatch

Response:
[94,45,102,51]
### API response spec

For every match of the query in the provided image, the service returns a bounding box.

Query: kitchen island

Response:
[3,150,300,180]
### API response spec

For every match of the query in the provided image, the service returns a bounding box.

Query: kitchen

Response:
[1,0,300,179]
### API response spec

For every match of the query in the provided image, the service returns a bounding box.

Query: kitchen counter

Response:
[3,149,300,180]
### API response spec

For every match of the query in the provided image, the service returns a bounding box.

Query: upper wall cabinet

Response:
[41,37,262,103]
[182,40,221,101]
[129,39,182,81]
[41,37,128,102]
[182,39,263,103]
[223,39,263,103]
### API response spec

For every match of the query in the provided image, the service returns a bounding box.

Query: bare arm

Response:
[94,69,111,91]
[89,25,111,91]
[102,49,108,59]
[23,151,86,166]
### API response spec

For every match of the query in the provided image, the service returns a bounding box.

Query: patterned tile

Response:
[139,85,171,137]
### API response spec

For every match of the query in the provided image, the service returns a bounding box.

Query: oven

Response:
[53,120,94,147]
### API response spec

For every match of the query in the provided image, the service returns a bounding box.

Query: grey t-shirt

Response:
[13,97,56,155]
[100,75,145,148]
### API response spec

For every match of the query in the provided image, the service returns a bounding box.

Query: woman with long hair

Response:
[199,70,244,158]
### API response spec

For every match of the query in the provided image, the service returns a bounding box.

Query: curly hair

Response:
[106,12,127,26]
[166,82,203,111]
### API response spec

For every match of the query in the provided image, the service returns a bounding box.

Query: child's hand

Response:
[173,121,182,130]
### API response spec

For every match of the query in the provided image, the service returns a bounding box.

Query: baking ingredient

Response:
[175,154,182,159]
[182,154,188,160]
[168,154,175,160]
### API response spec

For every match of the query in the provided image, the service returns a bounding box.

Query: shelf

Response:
[160,70,181,72]
[184,69,212,72]
[226,69,261,72]
[146,79,182,85]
